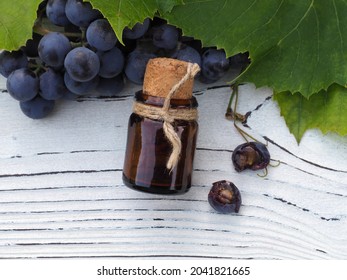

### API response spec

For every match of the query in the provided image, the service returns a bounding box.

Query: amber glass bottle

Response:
[122,58,199,194]
[122,91,198,194]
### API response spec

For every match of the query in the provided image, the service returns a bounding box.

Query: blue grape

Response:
[23,33,42,57]
[86,19,117,51]
[96,75,124,96]
[40,68,69,100]
[38,32,71,67]
[232,142,270,172]
[0,50,28,78]
[152,24,179,50]
[208,180,241,214]
[200,48,230,83]
[62,90,80,100]
[172,45,201,67]
[65,0,101,27]
[97,47,124,78]
[181,36,202,53]
[64,47,100,82]
[123,18,150,40]
[46,0,71,26]
[20,95,55,119]
[124,50,156,85]
[229,52,250,72]
[6,68,38,101]
[64,71,99,95]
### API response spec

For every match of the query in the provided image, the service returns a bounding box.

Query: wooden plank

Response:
[0,75,346,259]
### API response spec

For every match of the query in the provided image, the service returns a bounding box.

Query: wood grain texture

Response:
[0,74,346,259]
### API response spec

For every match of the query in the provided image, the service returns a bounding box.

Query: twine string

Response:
[133,62,200,171]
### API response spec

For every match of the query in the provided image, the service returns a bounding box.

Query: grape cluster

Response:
[0,0,249,119]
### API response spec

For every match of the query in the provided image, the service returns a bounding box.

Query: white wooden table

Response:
[0,71,346,259]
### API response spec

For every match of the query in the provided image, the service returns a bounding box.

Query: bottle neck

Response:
[135,91,198,109]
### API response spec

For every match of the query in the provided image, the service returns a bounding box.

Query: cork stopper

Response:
[143,58,199,99]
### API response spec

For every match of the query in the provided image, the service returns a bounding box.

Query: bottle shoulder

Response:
[135,90,198,109]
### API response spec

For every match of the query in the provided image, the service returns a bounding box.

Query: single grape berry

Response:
[6,68,39,102]
[232,142,270,172]
[124,50,156,84]
[208,180,241,214]
[40,68,69,100]
[171,44,202,67]
[64,47,100,82]
[200,48,230,83]
[65,0,101,27]
[64,71,99,96]
[23,33,42,57]
[123,18,150,40]
[46,0,71,26]
[20,95,55,119]
[229,52,250,72]
[152,24,179,50]
[97,47,124,78]
[38,32,71,67]
[0,50,28,78]
[86,19,118,51]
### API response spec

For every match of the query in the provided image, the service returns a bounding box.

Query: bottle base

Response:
[122,173,190,195]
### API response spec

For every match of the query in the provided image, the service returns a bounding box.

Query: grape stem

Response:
[225,84,246,122]
[33,22,82,38]
[70,41,84,48]
[226,83,265,144]
[36,3,46,21]
[257,167,268,178]
[28,61,47,75]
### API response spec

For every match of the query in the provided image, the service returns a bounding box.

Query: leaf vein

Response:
[306,5,320,94]
[0,19,15,48]
[332,0,344,54]
[237,0,285,52]
[297,95,303,139]
[288,29,301,81]
[277,0,314,46]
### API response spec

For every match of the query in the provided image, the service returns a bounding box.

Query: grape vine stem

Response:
[226,83,265,144]
[33,22,82,38]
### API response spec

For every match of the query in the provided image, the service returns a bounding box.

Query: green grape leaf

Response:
[164,0,347,99]
[89,0,184,43]
[0,0,346,142]
[156,0,185,13]
[274,84,347,142]
[0,0,42,50]
[0,0,184,50]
